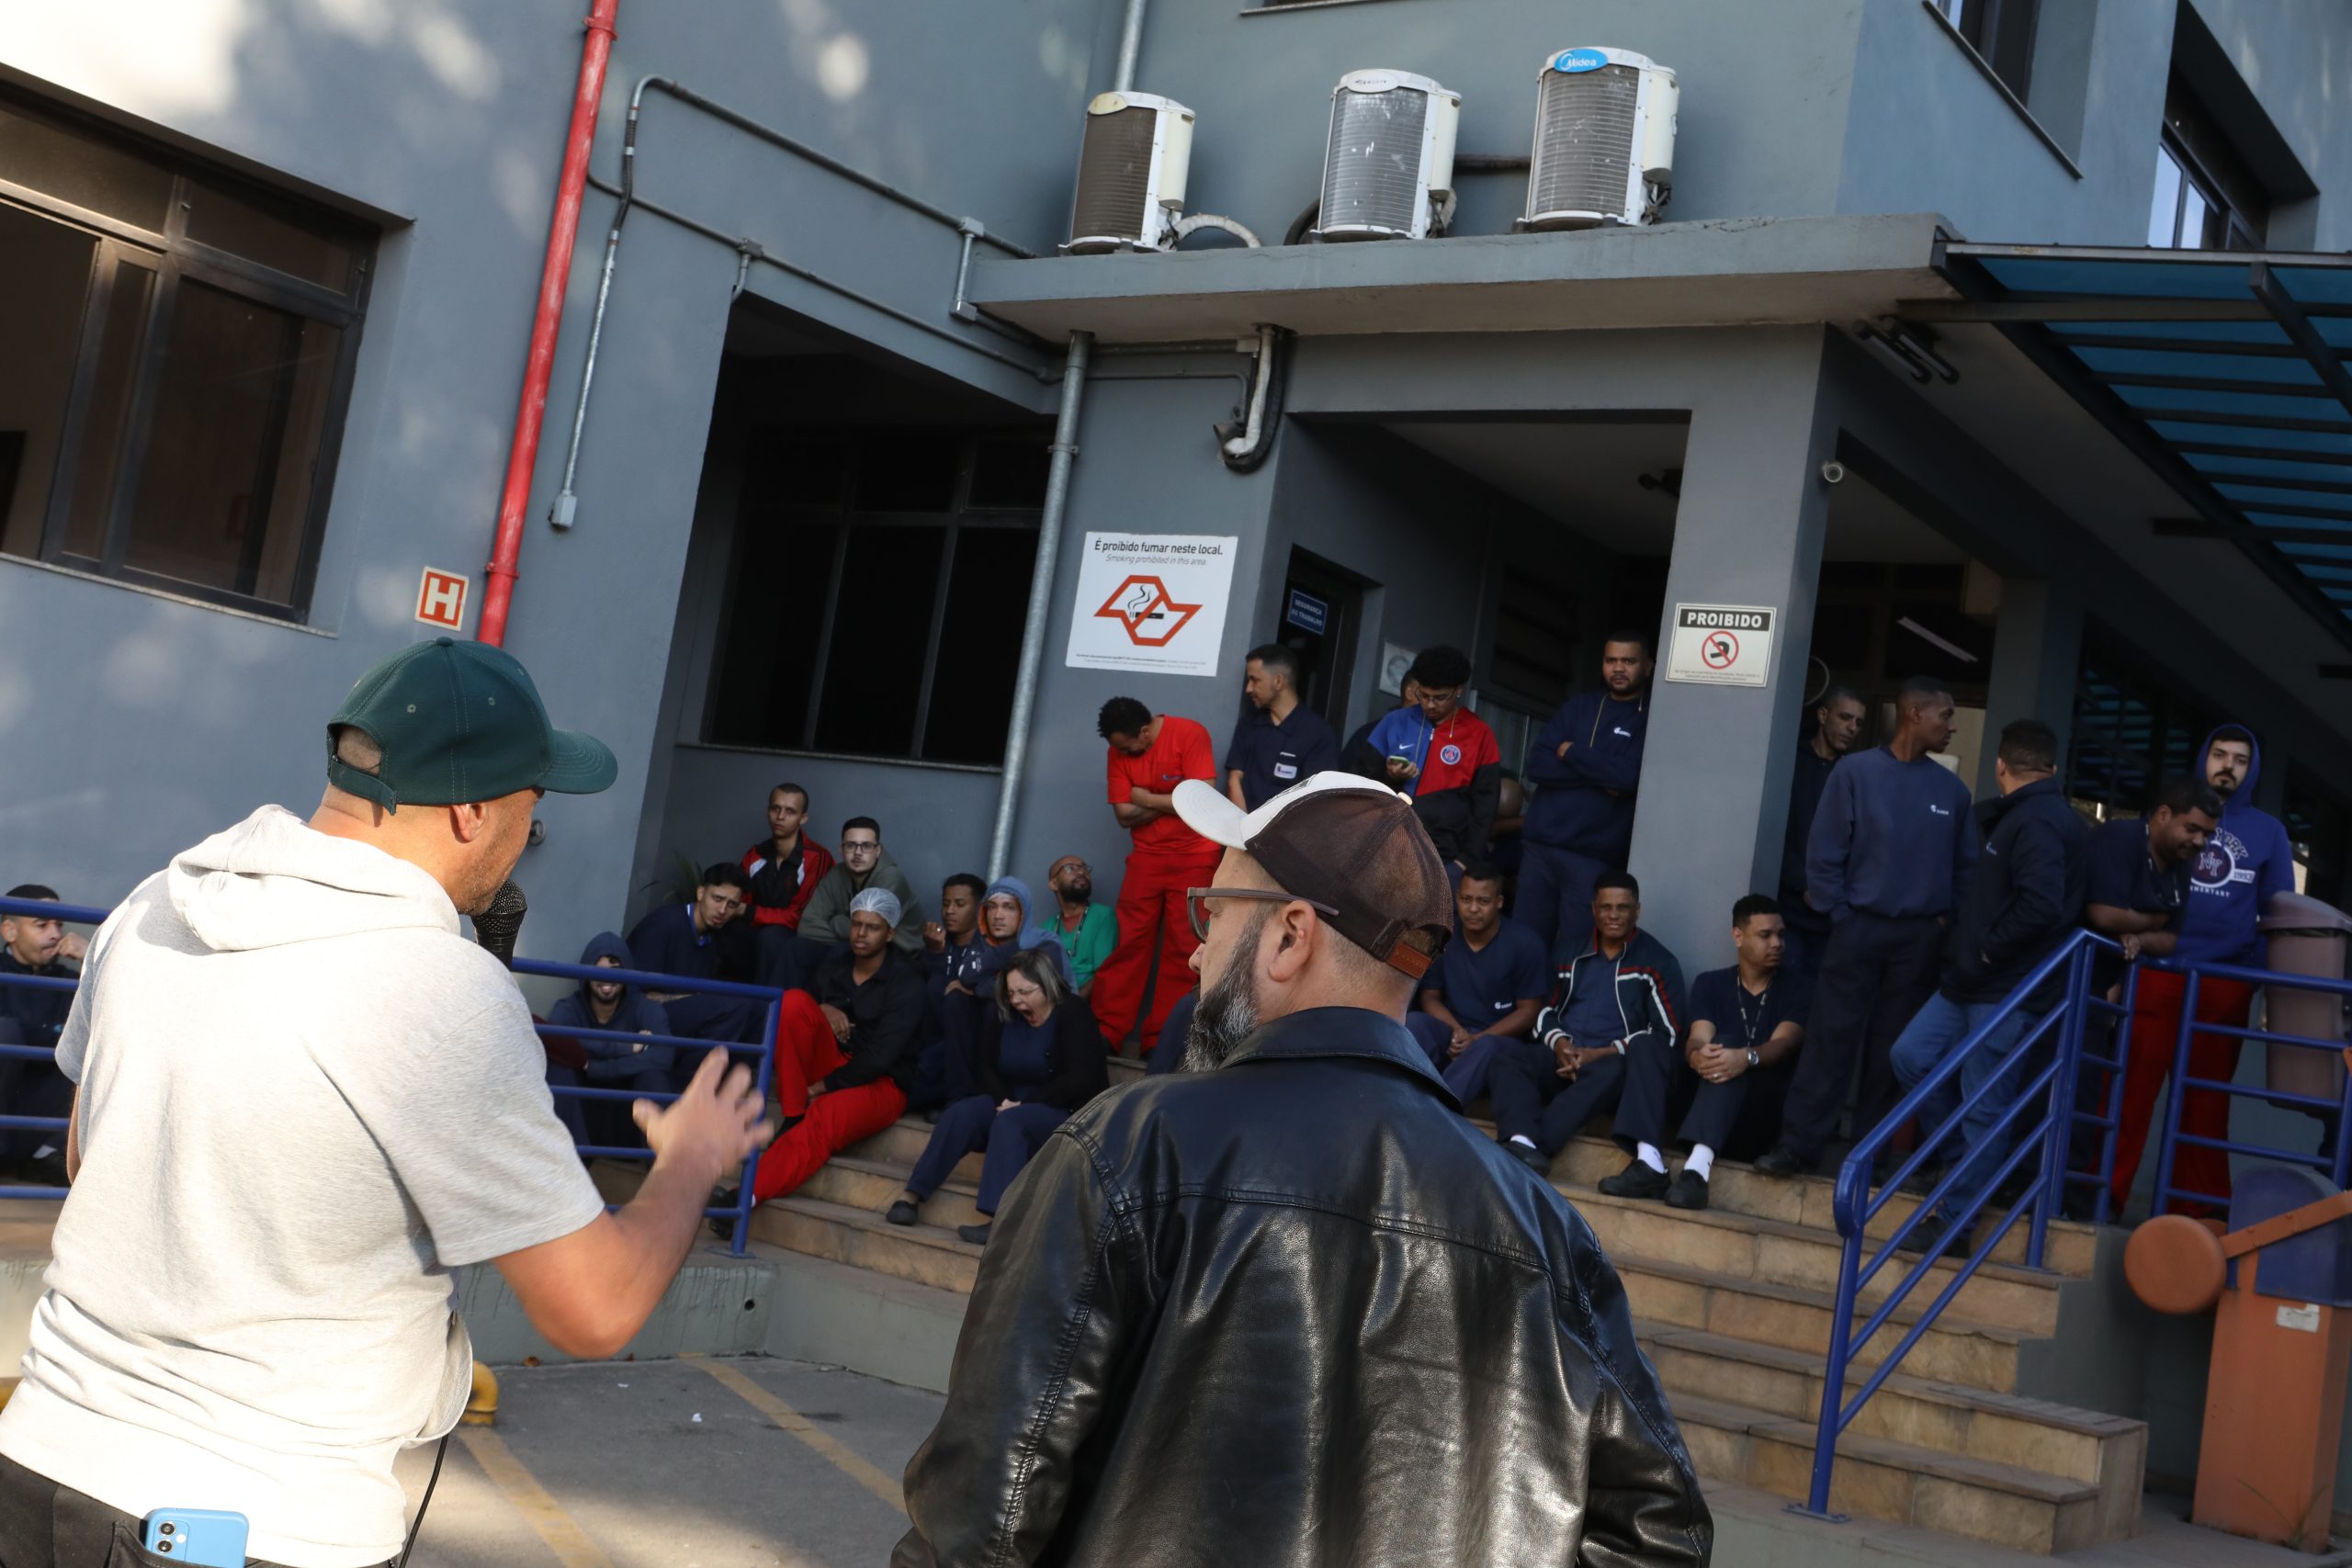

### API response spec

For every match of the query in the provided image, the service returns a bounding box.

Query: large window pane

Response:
[0,205,96,558]
[119,279,341,601]
[2147,146,2183,247]
[709,515,839,749]
[62,260,156,560]
[0,101,172,230]
[813,526,944,755]
[185,178,356,290]
[922,526,1038,763]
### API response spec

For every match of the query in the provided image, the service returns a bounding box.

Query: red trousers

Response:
[1090,847,1217,1055]
[752,990,908,1202]
[2107,968,2255,1216]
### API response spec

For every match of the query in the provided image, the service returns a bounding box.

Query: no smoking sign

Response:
[1666,604,1775,688]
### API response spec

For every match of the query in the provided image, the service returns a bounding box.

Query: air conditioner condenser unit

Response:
[1522,47,1677,231]
[1068,91,1195,253]
[1314,69,1461,241]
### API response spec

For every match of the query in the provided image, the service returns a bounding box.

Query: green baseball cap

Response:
[326,637,617,811]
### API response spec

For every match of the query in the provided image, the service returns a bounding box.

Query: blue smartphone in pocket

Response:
[141,1508,248,1567]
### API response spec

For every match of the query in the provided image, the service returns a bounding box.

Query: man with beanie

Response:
[0,638,771,1568]
[896,772,1707,1566]
[2111,725,2294,1214]
[737,886,927,1205]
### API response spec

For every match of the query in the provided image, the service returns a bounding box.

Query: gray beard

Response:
[1181,909,1268,1073]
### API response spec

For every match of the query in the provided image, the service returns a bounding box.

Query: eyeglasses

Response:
[1186,886,1340,943]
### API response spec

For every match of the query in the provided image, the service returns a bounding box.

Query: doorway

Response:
[1275,547,1362,730]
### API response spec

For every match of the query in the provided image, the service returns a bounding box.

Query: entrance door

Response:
[1276,548,1360,730]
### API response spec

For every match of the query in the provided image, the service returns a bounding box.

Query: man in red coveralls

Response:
[1090,696,1222,1057]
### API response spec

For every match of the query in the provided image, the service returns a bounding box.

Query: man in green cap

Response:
[0,637,772,1568]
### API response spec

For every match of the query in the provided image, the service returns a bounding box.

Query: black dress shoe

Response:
[1894,1215,1972,1259]
[1751,1145,1810,1179]
[956,1222,992,1246]
[1599,1159,1670,1200]
[1666,1169,1711,1211]
[1504,1139,1552,1174]
[886,1200,920,1226]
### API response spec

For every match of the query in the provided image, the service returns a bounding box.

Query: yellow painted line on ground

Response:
[455,1426,618,1568]
[687,1355,907,1513]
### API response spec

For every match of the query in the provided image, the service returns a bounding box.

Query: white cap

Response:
[1171,770,1410,850]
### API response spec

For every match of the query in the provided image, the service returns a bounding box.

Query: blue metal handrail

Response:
[1805,931,2352,1518]
[0,895,781,1256]
[516,955,781,1256]
[1803,928,2123,1517]
[2145,955,2352,1209]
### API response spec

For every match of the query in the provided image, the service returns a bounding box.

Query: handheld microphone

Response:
[473,879,527,967]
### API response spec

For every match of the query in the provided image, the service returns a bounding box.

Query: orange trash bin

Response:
[2126,1164,2352,1552]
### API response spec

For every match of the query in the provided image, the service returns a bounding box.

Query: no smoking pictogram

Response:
[1701,631,1739,670]
[1093,574,1203,648]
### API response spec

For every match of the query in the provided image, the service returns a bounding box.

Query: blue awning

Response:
[1932,243,2352,649]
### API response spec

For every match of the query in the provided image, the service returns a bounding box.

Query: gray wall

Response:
[0,0,1106,965]
[2186,0,2352,250]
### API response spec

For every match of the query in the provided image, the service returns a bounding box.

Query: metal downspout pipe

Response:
[985,0,1151,879]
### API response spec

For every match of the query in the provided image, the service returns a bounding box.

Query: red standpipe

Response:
[478,0,621,648]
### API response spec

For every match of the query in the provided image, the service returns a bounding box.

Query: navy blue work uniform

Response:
[1773,746,1977,1166]
[1408,915,1550,1100]
[1227,703,1342,811]
[1615,964,1812,1161]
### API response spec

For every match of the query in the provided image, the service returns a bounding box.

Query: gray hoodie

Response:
[0,807,603,1566]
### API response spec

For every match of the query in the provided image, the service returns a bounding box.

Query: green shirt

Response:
[1035,903,1117,988]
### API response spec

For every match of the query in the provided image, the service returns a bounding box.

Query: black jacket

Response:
[1535,928,1689,1059]
[894,1007,1711,1568]
[951,997,1110,1112]
[1941,775,2088,1007]
[811,948,927,1093]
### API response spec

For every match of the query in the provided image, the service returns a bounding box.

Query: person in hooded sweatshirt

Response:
[792,817,925,960]
[0,638,769,1568]
[2109,723,2295,1216]
[545,932,675,1152]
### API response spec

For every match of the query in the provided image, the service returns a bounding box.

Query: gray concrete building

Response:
[4,0,2350,975]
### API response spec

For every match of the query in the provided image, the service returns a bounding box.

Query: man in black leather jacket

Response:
[894,772,1712,1567]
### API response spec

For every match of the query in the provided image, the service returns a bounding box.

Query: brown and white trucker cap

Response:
[1172,771,1453,978]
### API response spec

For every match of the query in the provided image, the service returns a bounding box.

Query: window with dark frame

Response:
[705,430,1048,767]
[2147,77,2268,251]
[0,93,372,617]
[1932,0,2041,101]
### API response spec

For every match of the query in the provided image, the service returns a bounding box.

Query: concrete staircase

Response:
[752,1056,2149,1556]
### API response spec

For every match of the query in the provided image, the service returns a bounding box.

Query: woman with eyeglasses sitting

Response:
[888,945,1109,1245]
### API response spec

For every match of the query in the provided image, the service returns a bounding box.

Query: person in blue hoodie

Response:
[544,932,676,1152]
[1519,633,1653,961]
[933,876,1071,1103]
[2109,723,2295,1215]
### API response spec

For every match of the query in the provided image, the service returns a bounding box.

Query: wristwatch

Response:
[1745,1048,1761,1069]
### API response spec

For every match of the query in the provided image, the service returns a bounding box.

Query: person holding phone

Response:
[0,638,772,1568]
[1355,646,1501,874]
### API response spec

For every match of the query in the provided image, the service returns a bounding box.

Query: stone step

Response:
[1671,1393,2120,1554]
[1636,1320,2143,1496]
[1561,1179,2064,1337]
[1616,1254,2030,1393]
[1544,1133,2099,1278]
[846,1116,981,1173]
[750,1195,982,1294]
[802,1156,989,1230]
